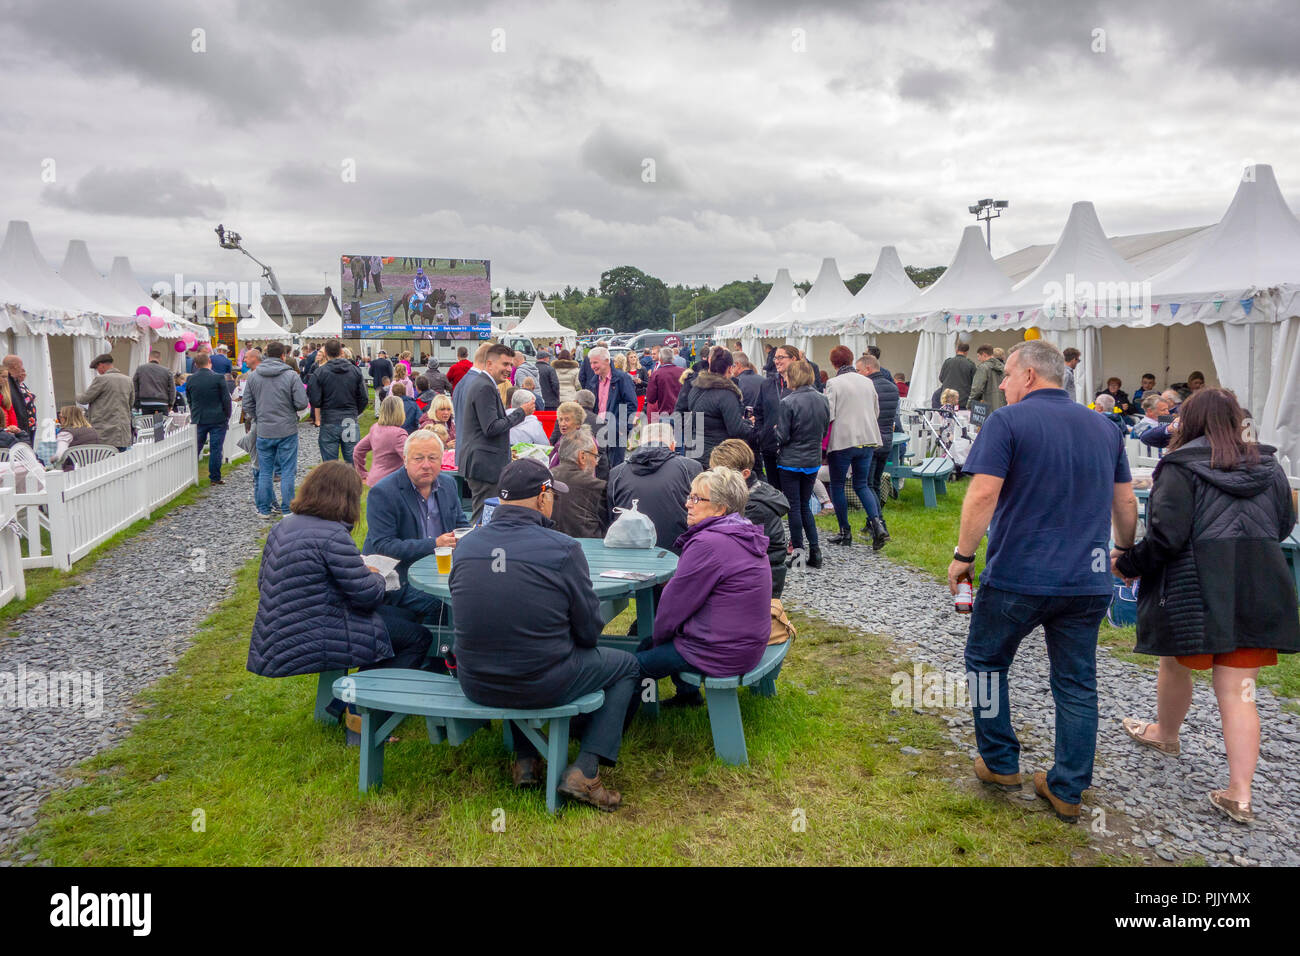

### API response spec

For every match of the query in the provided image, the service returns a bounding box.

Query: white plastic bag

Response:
[604,498,656,549]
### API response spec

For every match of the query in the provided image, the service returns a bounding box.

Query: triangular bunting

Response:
[1240,298,1254,315]
[1169,303,1179,317]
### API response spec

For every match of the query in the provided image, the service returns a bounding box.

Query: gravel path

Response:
[782,544,1300,867]
[0,422,322,861]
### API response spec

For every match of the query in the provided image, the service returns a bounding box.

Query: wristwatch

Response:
[953,548,977,563]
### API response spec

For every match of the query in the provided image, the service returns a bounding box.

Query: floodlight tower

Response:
[968,199,1009,250]
[214,224,294,328]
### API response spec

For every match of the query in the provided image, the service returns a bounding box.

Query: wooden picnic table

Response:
[408,536,679,651]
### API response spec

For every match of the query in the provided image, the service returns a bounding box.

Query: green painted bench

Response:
[911,456,955,508]
[332,668,605,813]
[676,640,790,766]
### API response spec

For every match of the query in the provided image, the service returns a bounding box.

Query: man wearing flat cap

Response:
[76,354,135,450]
[448,458,640,812]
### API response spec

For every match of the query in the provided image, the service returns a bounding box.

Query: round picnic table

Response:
[408,537,679,654]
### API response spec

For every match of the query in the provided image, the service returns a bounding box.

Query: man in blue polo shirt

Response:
[948,339,1138,823]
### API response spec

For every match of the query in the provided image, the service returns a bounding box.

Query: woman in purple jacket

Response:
[635,466,773,709]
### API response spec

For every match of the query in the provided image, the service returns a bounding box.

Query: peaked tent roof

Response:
[716,268,795,336]
[1152,164,1300,295]
[237,299,293,341]
[791,257,857,333]
[301,297,344,339]
[0,221,106,324]
[61,241,140,321]
[867,226,1013,332]
[506,297,575,342]
[107,256,209,341]
[1010,201,1140,298]
[852,246,920,314]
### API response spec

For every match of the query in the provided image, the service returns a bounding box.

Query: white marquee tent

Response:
[502,297,576,349]
[714,268,796,363]
[788,258,858,360]
[237,300,293,342]
[301,297,344,339]
[841,245,921,369]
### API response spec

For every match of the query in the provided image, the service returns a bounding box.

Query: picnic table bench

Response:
[333,668,604,813]
[881,431,911,499]
[678,640,790,765]
[911,456,954,508]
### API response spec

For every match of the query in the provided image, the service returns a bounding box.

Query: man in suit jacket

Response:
[362,429,468,627]
[369,350,394,390]
[585,346,638,469]
[456,343,532,522]
[186,351,233,483]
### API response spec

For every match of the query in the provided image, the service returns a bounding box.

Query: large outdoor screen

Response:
[340,255,492,339]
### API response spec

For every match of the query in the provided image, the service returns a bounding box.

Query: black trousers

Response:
[511,647,640,766]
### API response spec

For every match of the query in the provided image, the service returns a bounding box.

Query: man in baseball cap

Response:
[448,457,637,811]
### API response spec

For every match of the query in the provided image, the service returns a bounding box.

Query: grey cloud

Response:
[0,0,315,122]
[44,167,226,217]
[895,66,964,107]
[579,124,683,192]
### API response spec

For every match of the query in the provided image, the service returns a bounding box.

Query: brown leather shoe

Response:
[1034,771,1080,823]
[557,765,622,812]
[974,755,1022,791]
[512,757,541,789]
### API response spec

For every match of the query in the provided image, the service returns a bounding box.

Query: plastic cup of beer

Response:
[435,546,453,574]
[453,527,471,541]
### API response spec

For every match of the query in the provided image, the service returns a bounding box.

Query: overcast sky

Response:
[3,0,1299,300]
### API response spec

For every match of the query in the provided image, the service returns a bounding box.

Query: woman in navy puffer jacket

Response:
[248,462,430,693]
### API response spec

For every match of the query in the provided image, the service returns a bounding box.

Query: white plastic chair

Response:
[64,445,119,469]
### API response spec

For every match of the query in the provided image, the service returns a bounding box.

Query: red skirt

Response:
[1175,648,1278,670]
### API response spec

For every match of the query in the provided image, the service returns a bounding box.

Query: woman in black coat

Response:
[754,344,798,483]
[248,461,433,725]
[681,349,753,466]
[773,359,830,568]
[1114,389,1299,824]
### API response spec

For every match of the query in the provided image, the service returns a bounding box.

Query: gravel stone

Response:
[781,541,1300,867]
[0,423,322,856]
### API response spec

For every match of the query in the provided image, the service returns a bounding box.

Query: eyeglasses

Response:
[686,494,711,505]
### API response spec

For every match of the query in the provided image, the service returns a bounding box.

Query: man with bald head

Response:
[2,355,36,438]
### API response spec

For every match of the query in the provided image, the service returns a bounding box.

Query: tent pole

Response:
[1163,326,1171,387]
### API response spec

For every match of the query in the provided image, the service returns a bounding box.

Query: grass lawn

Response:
[18,430,1138,865]
[814,474,1299,703]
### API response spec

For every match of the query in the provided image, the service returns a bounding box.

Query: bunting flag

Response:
[1240,298,1254,315]
[1214,299,1224,312]
[1169,303,1179,317]
[1017,310,1024,321]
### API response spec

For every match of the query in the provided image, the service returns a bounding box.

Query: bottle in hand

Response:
[955,581,973,614]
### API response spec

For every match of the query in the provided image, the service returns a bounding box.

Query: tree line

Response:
[500,264,947,334]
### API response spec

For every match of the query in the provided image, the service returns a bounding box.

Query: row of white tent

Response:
[712,164,1300,473]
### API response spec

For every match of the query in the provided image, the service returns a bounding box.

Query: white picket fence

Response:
[4,425,198,573]
[0,486,26,606]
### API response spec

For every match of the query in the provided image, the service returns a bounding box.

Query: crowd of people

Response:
[242,333,1295,824]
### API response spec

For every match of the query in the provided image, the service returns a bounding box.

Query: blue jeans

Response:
[318,421,357,464]
[827,445,880,529]
[867,443,891,511]
[195,424,227,482]
[963,584,1112,804]
[255,433,299,514]
[635,636,699,701]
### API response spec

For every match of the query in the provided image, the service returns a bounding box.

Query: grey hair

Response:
[857,353,879,372]
[639,421,676,447]
[658,347,673,363]
[1141,393,1161,413]
[574,389,596,410]
[731,350,751,369]
[693,466,749,515]
[558,427,595,465]
[1094,393,1116,412]
[1008,340,1065,386]
[403,428,444,457]
[586,346,609,363]
[511,388,535,409]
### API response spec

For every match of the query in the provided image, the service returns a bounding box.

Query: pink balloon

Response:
[149,314,165,330]
[181,332,197,347]
[136,306,151,317]
[174,340,187,353]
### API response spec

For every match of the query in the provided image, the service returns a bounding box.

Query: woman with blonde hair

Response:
[55,404,103,467]
[773,359,830,568]
[421,393,455,444]
[353,395,410,486]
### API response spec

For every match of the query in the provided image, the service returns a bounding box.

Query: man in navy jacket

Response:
[186,350,232,484]
[362,430,467,629]
[449,458,638,810]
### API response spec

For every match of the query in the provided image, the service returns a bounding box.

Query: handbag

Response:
[769,598,797,645]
